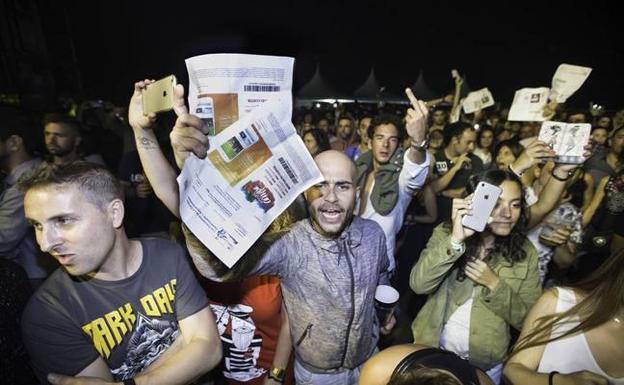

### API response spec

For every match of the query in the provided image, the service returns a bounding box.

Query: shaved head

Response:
[314,150,356,181]
[305,150,357,238]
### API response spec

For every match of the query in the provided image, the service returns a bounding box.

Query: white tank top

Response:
[537,287,624,384]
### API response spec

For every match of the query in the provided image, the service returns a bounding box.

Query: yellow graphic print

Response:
[81,279,177,358]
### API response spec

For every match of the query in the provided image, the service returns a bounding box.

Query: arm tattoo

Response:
[138,136,158,150]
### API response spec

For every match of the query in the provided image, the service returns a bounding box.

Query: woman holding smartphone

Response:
[410,169,541,384]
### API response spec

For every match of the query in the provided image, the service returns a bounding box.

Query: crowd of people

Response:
[1,72,624,385]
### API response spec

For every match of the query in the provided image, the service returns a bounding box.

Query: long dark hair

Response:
[511,248,624,355]
[457,169,529,276]
[303,128,330,155]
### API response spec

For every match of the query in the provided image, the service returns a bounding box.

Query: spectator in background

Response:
[584,126,624,185]
[42,113,106,166]
[429,106,448,132]
[302,128,331,157]
[331,116,357,151]
[473,125,496,169]
[518,122,537,140]
[428,122,483,222]
[345,115,371,160]
[1,112,57,287]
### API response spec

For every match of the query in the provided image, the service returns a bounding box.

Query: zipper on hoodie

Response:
[339,235,356,367]
[296,324,313,346]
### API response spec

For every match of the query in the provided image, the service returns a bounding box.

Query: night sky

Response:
[56,0,623,108]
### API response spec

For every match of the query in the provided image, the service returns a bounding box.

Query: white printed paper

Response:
[508,87,551,122]
[185,53,295,135]
[538,121,591,164]
[462,88,494,114]
[178,99,323,267]
[550,64,592,103]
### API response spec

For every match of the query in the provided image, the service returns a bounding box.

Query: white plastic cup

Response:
[374,285,400,326]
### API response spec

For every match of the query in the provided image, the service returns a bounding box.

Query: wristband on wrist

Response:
[548,371,559,385]
[551,169,571,182]
[450,239,466,255]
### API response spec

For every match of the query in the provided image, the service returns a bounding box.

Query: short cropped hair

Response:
[368,114,405,142]
[19,161,123,210]
[443,122,474,147]
[42,113,82,135]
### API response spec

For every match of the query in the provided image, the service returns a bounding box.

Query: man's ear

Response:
[108,199,125,228]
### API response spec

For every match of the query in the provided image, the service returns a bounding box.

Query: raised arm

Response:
[128,80,182,217]
[404,88,429,165]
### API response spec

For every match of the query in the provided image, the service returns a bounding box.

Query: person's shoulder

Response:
[23,268,73,318]
[138,237,186,261]
[352,215,385,234]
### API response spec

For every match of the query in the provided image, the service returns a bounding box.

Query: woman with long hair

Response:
[473,125,496,169]
[410,169,541,384]
[503,249,624,384]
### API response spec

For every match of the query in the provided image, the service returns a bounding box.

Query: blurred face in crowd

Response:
[597,116,611,129]
[614,110,624,128]
[44,122,81,157]
[479,129,494,150]
[451,129,477,156]
[429,129,444,151]
[303,113,313,124]
[610,128,624,155]
[317,118,330,133]
[495,145,516,169]
[568,113,587,124]
[432,110,446,126]
[496,129,513,142]
[487,180,522,236]
[303,132,320,156]
[358,117,371,143]
[305,151,356,238]
[24,184,120,277]
[591,128,609,146]
[518,124,535,140]
[337,118,354,140]
[370,123,400,166]
[488,115,501,128]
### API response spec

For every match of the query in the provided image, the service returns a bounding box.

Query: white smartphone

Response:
[142,75,176,115]
[461,181,502,232]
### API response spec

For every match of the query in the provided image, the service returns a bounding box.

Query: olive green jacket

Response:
[410,224,541,370]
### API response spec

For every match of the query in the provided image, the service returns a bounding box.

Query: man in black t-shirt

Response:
[19,162,221,385]
[427,122,483,222]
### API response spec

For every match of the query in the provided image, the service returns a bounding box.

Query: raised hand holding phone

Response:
[142,75,176,115]
[461,182,502,232]
[451,194,477,244]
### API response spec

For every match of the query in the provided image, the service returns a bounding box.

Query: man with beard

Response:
[180,149,391,385]
[19,162,221,385]
[331,116,356,151]
[43,113,83,165]
[0,112,56,285]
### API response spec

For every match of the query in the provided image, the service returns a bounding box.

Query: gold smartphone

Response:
[142,75,176,114]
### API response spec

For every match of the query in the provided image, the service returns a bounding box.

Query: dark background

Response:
[1,0,622,110]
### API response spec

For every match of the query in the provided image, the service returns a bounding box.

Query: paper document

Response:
[178,98,323,267]
[462,88,494,114]
[550,64,592,103]
[508,87,550,122]
[186,53,295,135]
[538,121,590,164]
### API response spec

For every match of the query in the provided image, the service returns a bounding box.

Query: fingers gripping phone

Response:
[462,182,502,232]
[142,75,176,115]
